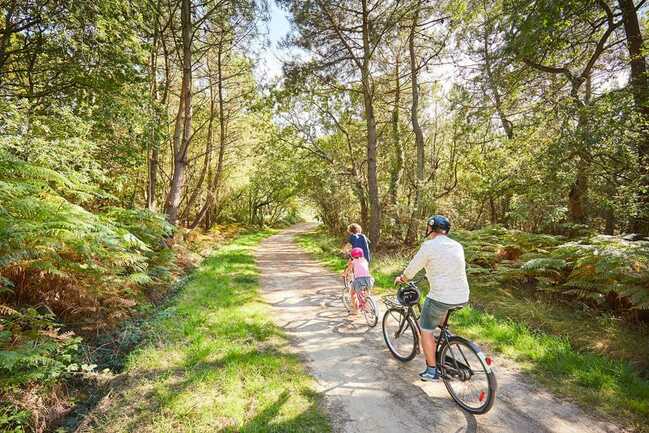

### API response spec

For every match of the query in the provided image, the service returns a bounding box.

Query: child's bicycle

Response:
[381,278,497,414]
[342,274,379,327]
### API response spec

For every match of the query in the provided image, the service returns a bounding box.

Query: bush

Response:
[451,227,649,314]
[0,152,177,327]
[0,306,82,433]
[0,152,183,432]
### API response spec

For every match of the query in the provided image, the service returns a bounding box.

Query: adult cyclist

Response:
[394,215,470,381]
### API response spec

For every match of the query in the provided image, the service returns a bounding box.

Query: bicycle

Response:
[342,273,379,327]
[382,279,497,414]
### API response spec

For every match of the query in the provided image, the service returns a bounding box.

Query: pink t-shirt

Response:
[352,257,370,278]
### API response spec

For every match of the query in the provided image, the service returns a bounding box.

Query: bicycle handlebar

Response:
[396,276,425,287]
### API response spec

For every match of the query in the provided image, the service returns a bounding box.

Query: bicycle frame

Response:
[392,302,469,372]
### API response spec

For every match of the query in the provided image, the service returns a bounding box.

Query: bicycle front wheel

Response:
[438,336,497,414]
[341,278,353,312]
[382,307,418,362]
[362,295,379,327]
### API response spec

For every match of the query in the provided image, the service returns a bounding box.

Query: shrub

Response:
[451,226,649,313]
[0,151,176,327]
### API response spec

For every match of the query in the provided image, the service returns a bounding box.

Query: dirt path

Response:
[256,224,627,433]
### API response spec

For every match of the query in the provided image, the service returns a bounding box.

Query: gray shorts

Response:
[419,297,466,331]
[352,276,374,293]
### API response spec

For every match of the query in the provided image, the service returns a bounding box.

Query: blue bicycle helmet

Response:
[426,215,451,235]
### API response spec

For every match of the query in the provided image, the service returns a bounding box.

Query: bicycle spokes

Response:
[382,308,417,362]
[440,339,495,413]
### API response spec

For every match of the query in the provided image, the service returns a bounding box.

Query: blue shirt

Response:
[348,233,371,262]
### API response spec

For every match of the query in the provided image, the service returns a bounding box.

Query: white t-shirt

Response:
[402,235,470,305]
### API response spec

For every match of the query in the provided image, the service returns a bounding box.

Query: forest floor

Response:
[259,223,630,433]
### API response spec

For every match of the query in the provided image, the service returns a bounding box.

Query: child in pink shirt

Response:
[342,247,375,313]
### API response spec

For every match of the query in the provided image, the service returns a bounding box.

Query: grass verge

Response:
[296,229,649,433]
[81,231,331,433]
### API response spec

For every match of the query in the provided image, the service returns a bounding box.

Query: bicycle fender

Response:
[444,336,494,374]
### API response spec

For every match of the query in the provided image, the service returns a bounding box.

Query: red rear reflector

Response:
[479,391,486,402]
[485,357,493,366]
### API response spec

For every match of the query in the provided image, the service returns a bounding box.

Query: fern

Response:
[454,226,649,313]
[0,304,18,316]
[0,150,177,330]
[521,258,568,271]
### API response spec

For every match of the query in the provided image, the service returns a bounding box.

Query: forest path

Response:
[256,223,626,433]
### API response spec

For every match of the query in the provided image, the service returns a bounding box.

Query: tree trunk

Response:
[182,87,214,222]
[483,20,514,139]
[388,57,403,207]
[568,76,592,225]
[352,182,369,229]
[489,196,497,225]
[361,0,381,245]
[406,1,424,244]
[147,7,160,211]
[618,0,649,234]
[568,161,588,224]
[164,0,192,224]
[0,4,18,86]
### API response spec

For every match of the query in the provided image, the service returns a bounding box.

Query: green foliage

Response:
[0,308,81,387]
[450,227,649,311]
[0,307,82,433]
[0,151,178,325]
[0,151,180,432]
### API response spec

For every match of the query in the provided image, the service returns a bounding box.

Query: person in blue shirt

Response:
[343,223,371,263]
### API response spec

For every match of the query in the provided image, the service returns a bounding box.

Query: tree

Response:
[164,0,193,223]
[279,0,407,244]
[618,0,648,234]
[505,0,625,224]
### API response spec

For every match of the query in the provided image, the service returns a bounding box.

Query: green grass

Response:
[85,231,331,433]
[296,229,649,433]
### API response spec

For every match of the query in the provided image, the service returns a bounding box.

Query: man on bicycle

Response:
[394,215,469,381]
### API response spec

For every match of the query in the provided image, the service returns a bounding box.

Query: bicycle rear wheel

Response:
[382,307,418,361]
[438,336,497,414]
[362,294,378,327]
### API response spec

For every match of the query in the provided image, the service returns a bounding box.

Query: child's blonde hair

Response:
[347,223,362,234]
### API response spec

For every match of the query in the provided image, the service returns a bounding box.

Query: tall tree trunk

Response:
[406,1,424,244]
[147,6,160,211]
[618,0,649,234]
[182,86,214,222]
[352,183,369,229]
[388,57,403,207]
[361,0,381,245]
[568,75,592,224]
[0,3,18,86]
[164,0,192,224]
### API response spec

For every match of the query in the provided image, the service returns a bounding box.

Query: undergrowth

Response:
[77,231,331,433]
[296,227,649,433]
[0,150,246,433]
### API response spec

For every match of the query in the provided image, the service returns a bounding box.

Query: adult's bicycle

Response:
[382,279,497,414]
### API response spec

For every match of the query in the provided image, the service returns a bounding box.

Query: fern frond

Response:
[0,304,19,316]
